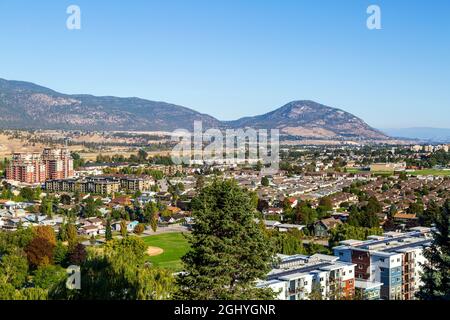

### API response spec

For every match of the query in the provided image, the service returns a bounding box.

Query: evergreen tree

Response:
[66,224,79,250]
[176,179,276,300]
[105,219,113,241]
[120,220,128,238]
[416,200,450,300]
[418,200,440,227]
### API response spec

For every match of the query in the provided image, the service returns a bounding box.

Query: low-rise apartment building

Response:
[333,227,432,300]
[258,254,356,300]
[45,175,153,195]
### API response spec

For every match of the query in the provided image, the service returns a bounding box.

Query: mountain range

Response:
[0,78,389,140]
[381,127,450,143]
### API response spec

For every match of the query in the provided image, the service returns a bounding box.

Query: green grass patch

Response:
[345,168,365,173]
[409,169,450,176]
[142,233,190,272]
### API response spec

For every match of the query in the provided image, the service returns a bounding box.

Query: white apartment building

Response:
[257,254,356,300]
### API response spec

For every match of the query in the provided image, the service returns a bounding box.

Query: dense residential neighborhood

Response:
[0,143,448,301]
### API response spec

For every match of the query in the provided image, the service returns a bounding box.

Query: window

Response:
[339,252,344,256]
[380,258,385,263]
[358,256,364,260]
[349,270,353,274]
[358,265,363,270]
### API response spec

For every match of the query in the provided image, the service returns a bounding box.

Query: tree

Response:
[68,243,87,265]
[295,203,318,225]
[53,241,68,266]
[419,200,440,227]
[51,237,175,300]
[416,200,450,300]
[255,161,263,172]
[20,187,35,202]
[261,176,270,187]
[120,220,128,238]
[40,197,53,218]
[138,149,149,162]
[25,237,55,268]
[365,196,382,215]
[0,249,29,288]
[83,196,100,217]
[105,219,113,241]
[58,222,67,242]
[60,194,72,205]
[309,282,324,300]
[328,224,383,248]
[195,175,205,190]
[33,226,57,246]
[388,204,398,220]
[66,224,79,250]
[134,223,145,235]
[176,179,276,300]
[33,265,67,290]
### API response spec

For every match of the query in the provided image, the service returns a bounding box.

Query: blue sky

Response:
[0,0,449,128]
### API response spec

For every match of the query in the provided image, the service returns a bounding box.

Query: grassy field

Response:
[142,233,190,271]
[409,169,450,176]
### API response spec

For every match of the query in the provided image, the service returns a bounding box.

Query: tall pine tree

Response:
[176,179,275,300]
[105,218,113,241]
[416,200,450,300]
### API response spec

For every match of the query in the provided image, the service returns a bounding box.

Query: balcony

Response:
[288,287,306,295]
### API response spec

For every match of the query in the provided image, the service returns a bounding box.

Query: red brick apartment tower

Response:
[6,153,46,184]
[352,250,371,280]
[42,148,74,180]
[6,148,74,184]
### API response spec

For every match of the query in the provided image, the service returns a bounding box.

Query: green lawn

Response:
[409,169,450,176]
[142,233,190,271]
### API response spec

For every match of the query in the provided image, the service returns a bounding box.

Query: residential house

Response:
[313,218,343,237]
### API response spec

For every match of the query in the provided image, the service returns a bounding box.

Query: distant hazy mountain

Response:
[226,100,388,139]
[0,78,388,140]
[381,127,450,143]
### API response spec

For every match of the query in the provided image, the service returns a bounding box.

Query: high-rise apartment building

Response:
[5,148,74,184]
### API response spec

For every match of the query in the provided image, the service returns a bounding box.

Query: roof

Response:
[263,220,281,227]
[277,223,306,229]
[317,218,343,229]
[393,213,417,220]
